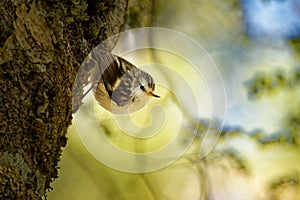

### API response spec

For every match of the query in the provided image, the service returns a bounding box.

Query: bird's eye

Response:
[140,85,145,91]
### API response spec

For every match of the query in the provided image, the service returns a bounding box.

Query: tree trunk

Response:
[0,0,128,199]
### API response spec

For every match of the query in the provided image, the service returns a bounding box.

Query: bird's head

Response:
[135,70,160,98]
[127,70,159,111]
[109,69,159,113]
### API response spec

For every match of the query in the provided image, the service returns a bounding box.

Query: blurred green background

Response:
[48,0,300,199]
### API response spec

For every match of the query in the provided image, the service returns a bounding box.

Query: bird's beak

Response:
[147,92,160,98]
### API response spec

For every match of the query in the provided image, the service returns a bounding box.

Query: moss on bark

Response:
[0,0,128,199]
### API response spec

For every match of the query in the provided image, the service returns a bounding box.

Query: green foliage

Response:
[245,70,285,99]
[245,67,300,100]
[268,173,300,200]
[211,58,300,198]
[290,37,300,59]
[284,107,300,145]
[269,173,299,190]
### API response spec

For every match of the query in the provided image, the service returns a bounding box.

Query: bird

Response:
[83,50,160,114]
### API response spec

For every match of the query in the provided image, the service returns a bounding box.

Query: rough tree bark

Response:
[0,0,128,199]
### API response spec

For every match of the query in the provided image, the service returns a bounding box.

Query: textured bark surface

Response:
[0,0,128,199]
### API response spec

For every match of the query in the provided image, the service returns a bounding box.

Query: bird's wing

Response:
[91,50,137,106]
[101,54,136,94]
